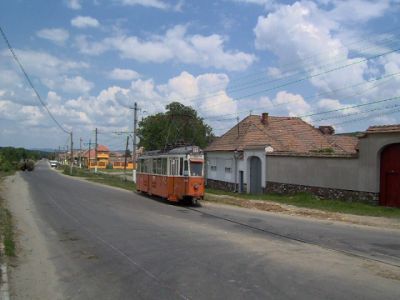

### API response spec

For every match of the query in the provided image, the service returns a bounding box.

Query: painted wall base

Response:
[265,181,379,205]
[206,179,239,192]
[206,179,378,205]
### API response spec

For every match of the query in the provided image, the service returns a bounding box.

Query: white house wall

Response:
[266,132,400,194]
[266,156,360,191]
[205,132,400,201]
[206,152,237,184]
[244,149,267,193]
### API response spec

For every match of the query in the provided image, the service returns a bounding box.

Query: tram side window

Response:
[170,158,178,175]
[137,160,142,172]
[179,158,183,176]
[162,158,167,175]
[152,159,157,174]
[183,160,189,176]
[145,159,150,173]
[156,158,162,174]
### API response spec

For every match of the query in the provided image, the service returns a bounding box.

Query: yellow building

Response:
[83,145,110,169]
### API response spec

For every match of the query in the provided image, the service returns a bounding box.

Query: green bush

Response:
[0,161,14,172]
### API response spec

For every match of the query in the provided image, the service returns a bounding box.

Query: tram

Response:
[136,146,205,204]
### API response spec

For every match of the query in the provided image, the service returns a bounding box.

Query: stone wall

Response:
[206,179,237,192]
[265,181,379,205]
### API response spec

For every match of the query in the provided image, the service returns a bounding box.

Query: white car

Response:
[49,160,59,168]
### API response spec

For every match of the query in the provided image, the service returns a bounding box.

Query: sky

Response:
[1,0,400,150]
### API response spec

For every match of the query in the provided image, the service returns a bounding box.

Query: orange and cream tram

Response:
[136,146,205,204]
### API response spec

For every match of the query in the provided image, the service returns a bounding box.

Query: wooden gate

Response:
[250,156,262,194]
[380,143,400,207]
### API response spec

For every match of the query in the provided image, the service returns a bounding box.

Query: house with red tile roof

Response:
[82,144,110,169]
[205,113,400,207]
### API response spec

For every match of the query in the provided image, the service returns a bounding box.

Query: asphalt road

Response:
[14,160,400,299]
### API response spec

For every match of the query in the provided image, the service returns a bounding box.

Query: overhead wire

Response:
[0,25,71,134]
[162,26,400,105]
[198,46,400,116]
[206,71,400,122]
[161,32,400,110]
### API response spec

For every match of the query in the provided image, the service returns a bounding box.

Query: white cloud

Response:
[109,35,173,62]
[109,68,140,80]
[77,25,255,71]
[61,76,94,94]
[272,91,311,117]
[0,100,45,126]
[36,28,69,45]
[232,0,276,10]
[66,0,82,10]
[0,49,89,106]
[117,0,170,10]
[1,49,89,79]
[326,0,391,23]
[254,1,368,93]
[74,35,109,55]
[71,16,100,28]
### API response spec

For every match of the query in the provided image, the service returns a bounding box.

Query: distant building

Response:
[109,151,134,170]
[205,113,400,207]
[82,144,110,169]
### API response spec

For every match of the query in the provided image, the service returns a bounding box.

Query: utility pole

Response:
[70,131,73,175]
[79,138,82,168]
[132,102,138,182]
[124,135,129,181]
[88,139,92,170]
[95,128,98,173]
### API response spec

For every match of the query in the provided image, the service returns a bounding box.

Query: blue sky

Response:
[1,0,400,150]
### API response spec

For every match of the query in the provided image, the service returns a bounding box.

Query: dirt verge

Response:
[1,173,62,299]
[204,194,400,230]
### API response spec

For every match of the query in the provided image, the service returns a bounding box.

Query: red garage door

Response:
[380,144,400,207]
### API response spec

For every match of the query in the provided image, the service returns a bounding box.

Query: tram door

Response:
[170,158,178,196]
[183,159,189,195]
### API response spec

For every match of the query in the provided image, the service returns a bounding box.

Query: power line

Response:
[331,106,400,126]
[206,71,400,122]
[0,25,70,134]
[163,26,400,105]
[160,35,400,111]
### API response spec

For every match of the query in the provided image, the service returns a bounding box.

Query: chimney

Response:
[261,112,269,125]
[319,126,335,135]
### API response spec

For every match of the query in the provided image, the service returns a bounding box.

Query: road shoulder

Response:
[3,173,62,299]
[204,194,400,231]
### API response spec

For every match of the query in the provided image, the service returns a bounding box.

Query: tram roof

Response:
[139,146,202,157]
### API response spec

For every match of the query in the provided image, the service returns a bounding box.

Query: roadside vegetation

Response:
[0,147,45,258]
[0,147,48,173]
[61,165,136,192]
[0,176,15,257]
[206,188,400,218]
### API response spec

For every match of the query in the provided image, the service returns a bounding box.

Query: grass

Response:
[206,188,400,218]
[99,169,132,173]
[61,165,136,192]
[0,174,16,257]
[0,170,16,177]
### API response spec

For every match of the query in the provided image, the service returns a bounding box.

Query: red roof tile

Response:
[206,115,358,155]
[366,124,400,133]
[82,144,110,158]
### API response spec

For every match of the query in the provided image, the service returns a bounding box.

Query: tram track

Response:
[185,205,400,269]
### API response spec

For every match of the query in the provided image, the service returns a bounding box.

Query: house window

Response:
[224,159,233,181]
[209,158,217,171]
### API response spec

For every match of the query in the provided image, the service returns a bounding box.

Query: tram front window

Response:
[190,162,203,176]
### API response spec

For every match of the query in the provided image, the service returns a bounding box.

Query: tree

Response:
[137,102,214,151]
